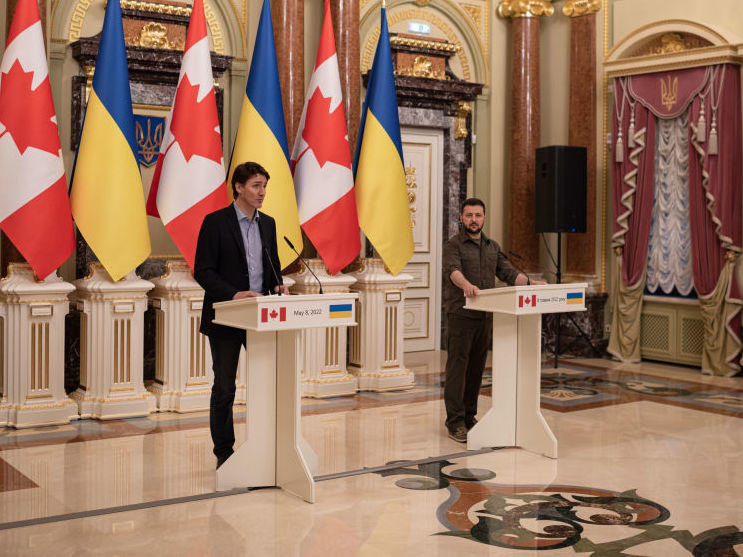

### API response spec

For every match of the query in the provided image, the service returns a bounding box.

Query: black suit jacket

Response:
[194,204,283,340]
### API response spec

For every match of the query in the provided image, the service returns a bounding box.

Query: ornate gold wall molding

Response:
[496,0,554,19]
[65,0,226,54]
[68,0,95,42]
[629,32,712,57]
[562,0,600,18]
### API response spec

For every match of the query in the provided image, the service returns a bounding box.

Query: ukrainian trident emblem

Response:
[660,75,678,111]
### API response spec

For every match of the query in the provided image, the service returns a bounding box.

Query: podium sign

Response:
[465,283,587,458]
[212,293,357,502]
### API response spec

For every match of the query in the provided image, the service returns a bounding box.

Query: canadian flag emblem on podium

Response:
[518,294,537,308]
[261,307,287,322]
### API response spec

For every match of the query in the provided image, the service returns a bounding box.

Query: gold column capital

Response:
[497,0,554,19]
[562,0,601,17]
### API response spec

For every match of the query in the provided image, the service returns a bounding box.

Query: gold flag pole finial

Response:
[382,0,386,8]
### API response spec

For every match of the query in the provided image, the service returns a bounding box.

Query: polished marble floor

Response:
[1,352,743,555]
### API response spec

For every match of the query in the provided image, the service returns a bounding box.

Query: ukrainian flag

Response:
[353,6,413,276]
[566,292,584,305]
[70,0,150,281]
[228,0,301,269]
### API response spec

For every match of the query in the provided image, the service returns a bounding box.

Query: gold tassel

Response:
[627,118,635,149]
[615,133,624,163]
[697,108,706,142]
[709,124,718,155]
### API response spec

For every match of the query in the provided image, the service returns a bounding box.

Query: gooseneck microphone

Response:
[284,236,323,294]
[263,246,282,295]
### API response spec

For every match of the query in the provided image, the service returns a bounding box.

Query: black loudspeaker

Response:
[535,145,587,233]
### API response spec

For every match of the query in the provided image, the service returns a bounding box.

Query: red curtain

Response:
[687,64,742,295]
[611,80,656,287]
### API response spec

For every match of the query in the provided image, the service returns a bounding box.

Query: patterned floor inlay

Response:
[1,360,742,450]
[541,364,743,417]
[0,457,37,492]
[378,460,743,554]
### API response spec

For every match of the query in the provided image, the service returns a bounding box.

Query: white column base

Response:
[147,260,212,413]
[349,258,414,392]
[0,264,78,428]
[72,263,155,420]
[71,389,156,420]
[146,382,211,413]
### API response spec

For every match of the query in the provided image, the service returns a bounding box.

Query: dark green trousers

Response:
[444,314,492,431]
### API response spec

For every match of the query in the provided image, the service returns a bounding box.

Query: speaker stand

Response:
[552,231,602,369]
[553,232,562,369]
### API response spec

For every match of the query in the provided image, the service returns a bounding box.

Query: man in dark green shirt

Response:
[442,198,545,442]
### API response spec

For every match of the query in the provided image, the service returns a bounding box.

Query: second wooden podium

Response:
[212,293,357,502]
[464,283,587,458]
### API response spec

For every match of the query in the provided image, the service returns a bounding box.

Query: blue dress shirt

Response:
[234,202,264,293]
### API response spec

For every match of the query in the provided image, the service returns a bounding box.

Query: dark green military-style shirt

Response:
[442,229,520,318]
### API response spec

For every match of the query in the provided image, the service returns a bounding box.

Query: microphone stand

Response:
[263,246,282,295]
[284,236,323,294]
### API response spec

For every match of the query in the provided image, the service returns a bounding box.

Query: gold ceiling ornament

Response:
[497,0,554,18]
[562,0,600,17]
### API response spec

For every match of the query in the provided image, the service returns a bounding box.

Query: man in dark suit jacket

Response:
[194,161,288,468]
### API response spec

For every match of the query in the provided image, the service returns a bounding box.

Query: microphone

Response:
[263,246,282,295]
[284,236,323,294]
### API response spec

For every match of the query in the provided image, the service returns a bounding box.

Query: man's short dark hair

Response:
[461,197,486,213]
[231,162,270,198]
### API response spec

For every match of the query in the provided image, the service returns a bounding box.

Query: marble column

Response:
[498,0,554,272]
[564,0,600,280]
[330,0,360,149]
[271,0,304,144]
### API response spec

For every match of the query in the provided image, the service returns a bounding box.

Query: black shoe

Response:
[447,426,468,443]
[465,418,478,430]
[216,452,233,470]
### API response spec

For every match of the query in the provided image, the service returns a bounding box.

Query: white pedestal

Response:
[288,259,358,398]
[0,263,77,428]
[147,260,213,412]
[349,258,414,391]
[70,263,156,419]
[213,293,357,502]
[464,283,588,458]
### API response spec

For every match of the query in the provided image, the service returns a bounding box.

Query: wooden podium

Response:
[464,283,587,458]
[212,293,357,502]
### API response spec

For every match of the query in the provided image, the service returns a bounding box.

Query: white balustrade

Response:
[0,263,77,427]
[70,262,155,419]
[148,259,212,412]
[349,258,414,391]
[288,259,358,398]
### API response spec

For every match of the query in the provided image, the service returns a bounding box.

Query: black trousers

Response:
[444,314,492,431]
[208,335,245,460]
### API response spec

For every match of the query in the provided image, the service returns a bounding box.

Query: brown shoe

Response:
[447,426,468,443]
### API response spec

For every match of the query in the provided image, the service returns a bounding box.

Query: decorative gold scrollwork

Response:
[127,22,183,50]
[454,101,472,140]
[405,165,418,228]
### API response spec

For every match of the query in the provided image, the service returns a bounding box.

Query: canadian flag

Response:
[146,0,229,269]
[0,0,75,279]
[518,294,537,308]
[290,0,360,275]
[261,307,286,323]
